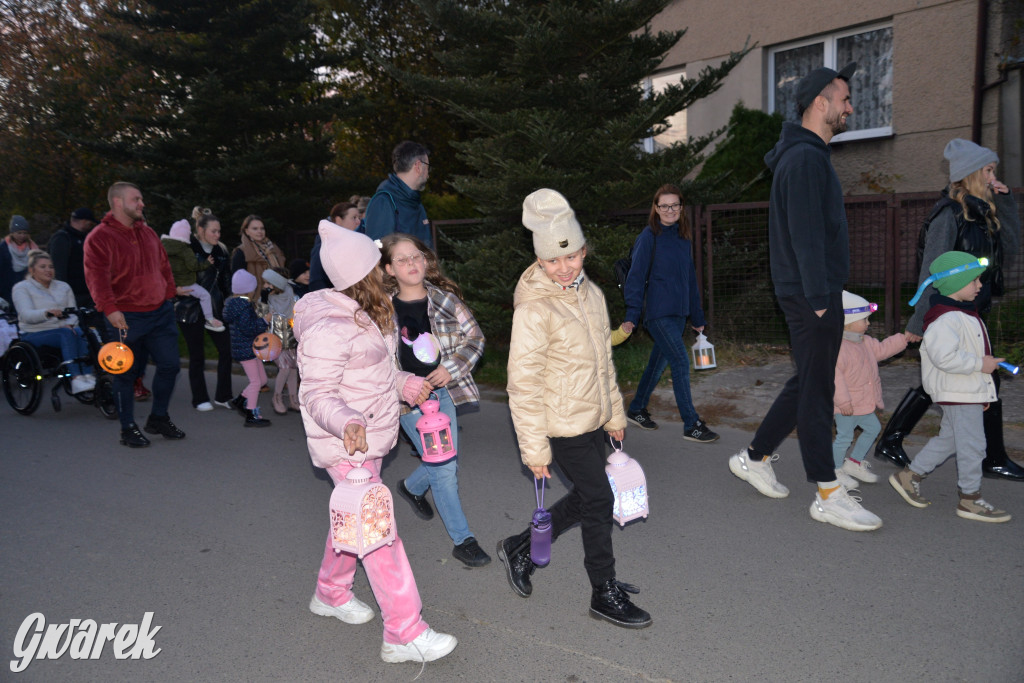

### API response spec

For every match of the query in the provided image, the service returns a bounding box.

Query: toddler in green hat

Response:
[891,251,1010,522]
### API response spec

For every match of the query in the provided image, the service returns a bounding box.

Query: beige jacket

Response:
[507,264,626,467]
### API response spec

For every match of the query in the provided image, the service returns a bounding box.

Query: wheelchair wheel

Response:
[2,342,44,415]
[95,374,118,420]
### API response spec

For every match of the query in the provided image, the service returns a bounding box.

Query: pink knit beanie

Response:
[317,219,381,290]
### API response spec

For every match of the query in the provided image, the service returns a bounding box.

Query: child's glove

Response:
[610,324,631,347]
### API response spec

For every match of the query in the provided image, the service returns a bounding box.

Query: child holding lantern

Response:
[222,270,271,428]
[293,220,458,664]
[500,188,651,629]
[257,268,299,415]
[378,234,490,568]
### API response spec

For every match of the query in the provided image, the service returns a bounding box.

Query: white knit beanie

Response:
[522,189,586,260]
[944,138,999,183]
[842,290,875,325]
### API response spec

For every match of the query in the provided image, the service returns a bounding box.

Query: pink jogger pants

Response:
[315,459,428,645]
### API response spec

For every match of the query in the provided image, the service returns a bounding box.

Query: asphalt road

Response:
[2,373,1022,682]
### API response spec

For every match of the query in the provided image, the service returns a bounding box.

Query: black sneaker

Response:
[452,537,491,567]
[626,409,658,431]
[398,479,434,520]
[683,418,719,443]
[120,423,151,448]
[144,415,186,439]
[589,579,652,629]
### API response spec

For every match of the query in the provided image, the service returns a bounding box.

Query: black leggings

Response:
[177,320,233,406]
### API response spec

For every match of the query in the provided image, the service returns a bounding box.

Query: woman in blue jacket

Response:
[621,184,718,443]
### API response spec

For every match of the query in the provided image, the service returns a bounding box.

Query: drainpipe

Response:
[971,0,989,143]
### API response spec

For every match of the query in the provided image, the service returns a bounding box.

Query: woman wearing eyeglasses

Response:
[620,184,719,444]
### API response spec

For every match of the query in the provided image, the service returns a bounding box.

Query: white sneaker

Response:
[195,402,214,412]
[71,374,97,394]
[842,457,879,483]
[204,319,226,332]
[835,468,860,490]
[729,450,789,498]
[380,627,457,663]
[810,487,883,531]
[308,594,374,625]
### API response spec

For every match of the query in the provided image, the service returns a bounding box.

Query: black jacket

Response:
[763,122,849,309]
[48,223,93,306]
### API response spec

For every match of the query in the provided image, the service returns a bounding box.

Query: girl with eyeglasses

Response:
[620,184,719,444]
[378,233,490,568]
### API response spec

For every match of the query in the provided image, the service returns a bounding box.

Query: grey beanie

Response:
[9,215,29,233]
[944,138,999,182]
[522,189,586,260]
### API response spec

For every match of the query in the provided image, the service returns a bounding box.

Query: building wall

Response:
[652,0,1007,194]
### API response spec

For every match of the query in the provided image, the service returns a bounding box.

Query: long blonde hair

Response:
[378,233,462,298]
[342,267,396,335]
[949,168,1000,231]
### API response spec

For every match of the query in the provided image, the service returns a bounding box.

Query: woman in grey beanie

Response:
[876,138,1022,481]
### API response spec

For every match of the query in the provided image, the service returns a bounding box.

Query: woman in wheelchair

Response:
[11,250,96,394]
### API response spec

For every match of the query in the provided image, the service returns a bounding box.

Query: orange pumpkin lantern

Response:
[98,341,134,374]
[253,332,283,361]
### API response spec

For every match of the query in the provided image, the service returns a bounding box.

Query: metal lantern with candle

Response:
[329,461,396,559]
[414,393,456,464]
[691,332,716,370]
[605,438,649,526]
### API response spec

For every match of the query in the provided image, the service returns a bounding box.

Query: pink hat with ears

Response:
[317,219,381,290]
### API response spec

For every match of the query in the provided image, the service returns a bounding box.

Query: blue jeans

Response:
[399,387,473,545]
[629,316,699,430]
[833,413,882,467]
[20,327,90,377]
[105,301,180,429]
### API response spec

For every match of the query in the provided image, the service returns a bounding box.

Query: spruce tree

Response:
[90,0,344,237]
[407,0,750,222]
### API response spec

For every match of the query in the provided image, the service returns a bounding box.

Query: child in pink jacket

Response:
[833,290,907,486]
[293,220,457,665]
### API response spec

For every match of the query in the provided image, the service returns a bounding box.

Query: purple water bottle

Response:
[530,477,552,567]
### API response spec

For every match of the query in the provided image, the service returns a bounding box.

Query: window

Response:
[768,23,893,142]
[642,68,687,153]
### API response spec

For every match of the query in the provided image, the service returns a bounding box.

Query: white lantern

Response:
[605,439,649,526]
[329,465,396,558]
[691,332,716,370]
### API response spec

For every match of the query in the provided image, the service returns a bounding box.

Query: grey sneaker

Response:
[626,409,658,431]
[809,486,883,531]
[683,419,719,443]
[889,467,930,508]
[956,491,1011,523]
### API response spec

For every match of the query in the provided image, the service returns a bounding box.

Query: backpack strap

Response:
[370,190,399,233]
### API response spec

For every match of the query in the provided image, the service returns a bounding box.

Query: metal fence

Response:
[427,190,1023,348]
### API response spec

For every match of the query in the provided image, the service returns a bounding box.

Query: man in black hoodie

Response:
[728,62,884,532]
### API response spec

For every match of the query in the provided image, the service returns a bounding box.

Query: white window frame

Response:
[642,67,688,153]
[768,21,893,143]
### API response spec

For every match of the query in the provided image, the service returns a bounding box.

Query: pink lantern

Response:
[329,464,396,558]
[414,396,456,464]
[605,438,649,526]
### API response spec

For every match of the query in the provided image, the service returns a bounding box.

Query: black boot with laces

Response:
[589,579,652,629]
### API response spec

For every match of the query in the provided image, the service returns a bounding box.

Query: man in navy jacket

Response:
[364,141,433,249]
[728,62,884,533]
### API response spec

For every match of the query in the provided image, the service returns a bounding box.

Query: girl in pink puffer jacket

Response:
[293,220,457,665]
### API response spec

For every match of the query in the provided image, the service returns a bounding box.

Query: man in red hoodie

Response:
[84,181,186,448]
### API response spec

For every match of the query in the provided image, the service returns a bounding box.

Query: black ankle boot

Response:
[981,398,1024,481]
[497,534,534,598]
[875,386,932,467]
[589,579,652,629]
[144,414,186,439]
[244,408,271,428]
